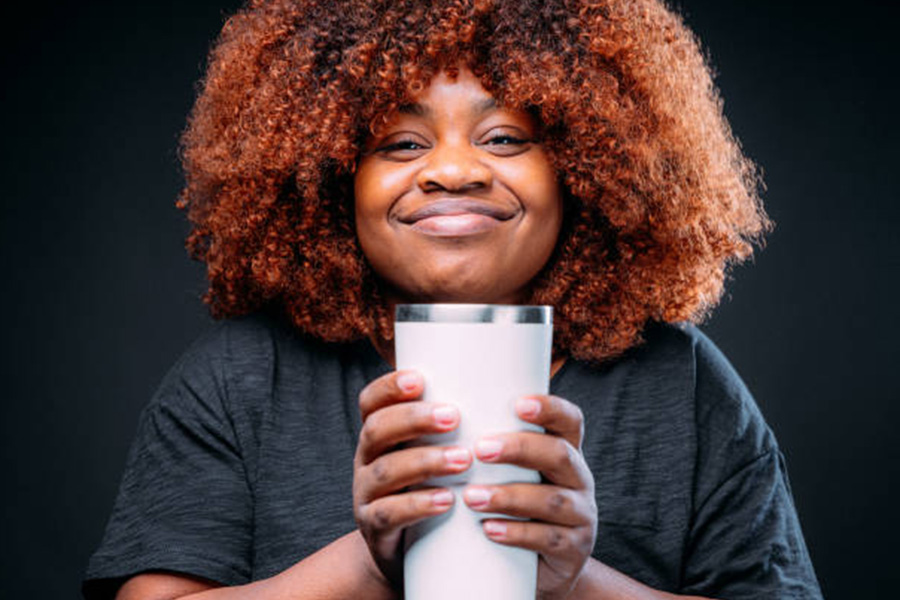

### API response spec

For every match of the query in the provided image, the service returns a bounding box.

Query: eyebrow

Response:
[398,97,498,118]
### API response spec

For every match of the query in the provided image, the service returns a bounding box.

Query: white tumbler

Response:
[395,303,553,600]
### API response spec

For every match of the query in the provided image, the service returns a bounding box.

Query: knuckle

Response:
[360,374,399,415]
[570,402,585,425]
[351,477,364,501]
[367,408,386,432]
[491,487,508,508]
[371,505,392,530]
[566,401,586,441]
[417,448,440,476]
[371,459,391,485]
[358,388,372,412]
[360,381,385,411]
[566,441,582,467]
[359,421,378,453]
[416,402,437,428]
[500,520,520,542]
[551,440,573,472]
[506,436,525,462]
[547,490,570,513]
[546,527,567,552]
[576,525,596,553]
[410,491,430,513]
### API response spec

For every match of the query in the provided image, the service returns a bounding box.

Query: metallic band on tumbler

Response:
[395,303,552,325]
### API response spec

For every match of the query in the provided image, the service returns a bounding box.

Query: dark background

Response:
[1,0,897,597]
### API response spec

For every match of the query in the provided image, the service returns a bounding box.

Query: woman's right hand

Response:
[353,370,473,588]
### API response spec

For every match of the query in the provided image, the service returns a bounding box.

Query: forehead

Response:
[370,67,536,136]
[398,96,497,118]
[403,69,495,114]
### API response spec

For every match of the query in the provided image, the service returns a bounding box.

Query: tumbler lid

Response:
[395,304,552,324]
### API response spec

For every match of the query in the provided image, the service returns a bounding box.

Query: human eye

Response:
[479,130,532,156]
[380,139,424,152]
[373,135,430,160]
[486,134,529,145]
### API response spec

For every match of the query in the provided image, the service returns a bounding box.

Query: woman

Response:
[84,0,822,598]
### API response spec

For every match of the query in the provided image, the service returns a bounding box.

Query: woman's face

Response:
[354,67,563,305]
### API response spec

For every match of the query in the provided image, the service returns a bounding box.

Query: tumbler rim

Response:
[394,304,552,324]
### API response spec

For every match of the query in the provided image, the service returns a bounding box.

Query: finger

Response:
[357,488,455,537]
[356,401,460,465]
[480,519,595,561]
[474,432,591,489]
[462,484,594,527]
[357,446,472,502]
[514,395,584,450]
[358,370,424,421]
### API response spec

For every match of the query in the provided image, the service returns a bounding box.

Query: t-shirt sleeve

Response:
[679,331,822,599]
[83,327,253,599]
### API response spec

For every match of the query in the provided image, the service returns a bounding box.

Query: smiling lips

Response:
[398,199,517,237]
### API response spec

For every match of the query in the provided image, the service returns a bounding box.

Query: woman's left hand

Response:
[462,394,597,600]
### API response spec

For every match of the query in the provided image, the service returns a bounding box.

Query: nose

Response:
[416,140,493,193]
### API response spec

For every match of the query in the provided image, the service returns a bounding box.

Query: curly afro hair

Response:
[178,0,770,362]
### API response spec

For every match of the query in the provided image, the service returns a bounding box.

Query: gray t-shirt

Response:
[83,312,822,599]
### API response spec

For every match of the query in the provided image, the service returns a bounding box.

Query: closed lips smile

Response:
[398,200,517,237]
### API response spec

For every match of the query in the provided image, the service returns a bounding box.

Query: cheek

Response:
[501,157,562,220]
[513,160,564,261]
[352,168,382,258]
[354,161,414,211]
[353,163,381,220]
[353,162,411,268]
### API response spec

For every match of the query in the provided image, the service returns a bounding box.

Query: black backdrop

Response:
[2,1,897,597]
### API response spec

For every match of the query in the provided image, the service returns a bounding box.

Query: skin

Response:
[116,68,716,600]
[354,68,563,307]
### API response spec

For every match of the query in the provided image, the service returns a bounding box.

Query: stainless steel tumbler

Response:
[395,304,553,600]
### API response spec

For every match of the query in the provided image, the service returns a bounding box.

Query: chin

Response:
[407,282,525,306]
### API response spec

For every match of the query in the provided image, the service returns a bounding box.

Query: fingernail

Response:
[432,490,454,507]
[516,397,542,419]
[475,439,503,461]
[397,371,422,392]
[464,487,493,509]
[484,521,507,538]
[444,447,471,467]
[433,405,459,429]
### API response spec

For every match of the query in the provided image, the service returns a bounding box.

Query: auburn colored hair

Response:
[178,0,770,362]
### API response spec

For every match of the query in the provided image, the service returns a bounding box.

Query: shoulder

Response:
[638,323,772,440]
[598,321,778,461]
[644,323,781,505]
[630,323,784,513]
[174,311,303,366]
[677,323,778,457]
[632,320,742,382]
[593,320,726,383]
[166,311,341,380]
[148,311,343,417]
